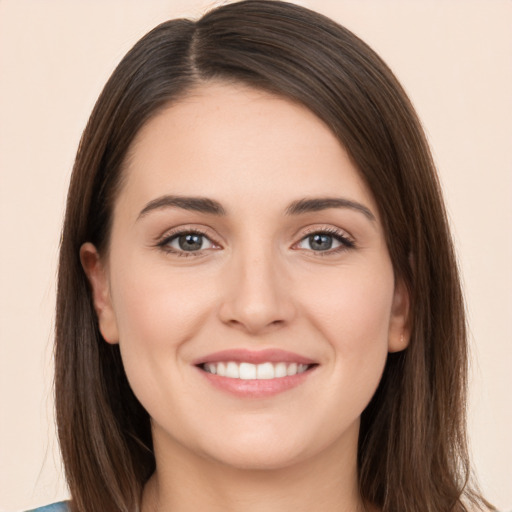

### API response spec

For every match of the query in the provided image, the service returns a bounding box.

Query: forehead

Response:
[118,82,378,219]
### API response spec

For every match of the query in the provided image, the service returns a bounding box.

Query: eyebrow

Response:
[285,197,375,221]
[137,195,375,221]
[138,195,227,219]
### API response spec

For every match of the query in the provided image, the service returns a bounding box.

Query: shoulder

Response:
[24,502,70,512]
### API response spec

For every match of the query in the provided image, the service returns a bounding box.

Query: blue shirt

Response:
[25,502,69,512]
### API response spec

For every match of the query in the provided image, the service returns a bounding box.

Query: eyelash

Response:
[156,227,355,258]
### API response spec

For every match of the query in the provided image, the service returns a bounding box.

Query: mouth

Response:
[194,349,319,397]
[198,361,315,380]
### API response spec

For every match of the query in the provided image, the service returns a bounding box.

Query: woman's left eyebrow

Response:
[285,197,376,221]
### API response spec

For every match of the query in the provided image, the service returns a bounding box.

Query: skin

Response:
[81,82,409,512]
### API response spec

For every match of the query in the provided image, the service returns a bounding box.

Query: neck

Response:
[142,420,372,512]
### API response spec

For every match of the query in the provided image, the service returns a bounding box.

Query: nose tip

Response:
[218,257,295,335]
[222,303,287,335]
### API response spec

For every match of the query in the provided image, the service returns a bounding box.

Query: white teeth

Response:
[275,362,287,378]
[287,363,297,376]
[257,362,275,379]
[205,363,217,374]
[239,362,256,380]
[203,361,311,379]
[225,362,239,378]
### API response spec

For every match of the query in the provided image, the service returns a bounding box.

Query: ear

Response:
[388,277,411,353]
[80,242,119,344]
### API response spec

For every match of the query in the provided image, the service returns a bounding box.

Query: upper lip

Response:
[193,348,317,366]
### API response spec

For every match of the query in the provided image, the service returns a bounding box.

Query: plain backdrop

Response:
[0,1,511,510]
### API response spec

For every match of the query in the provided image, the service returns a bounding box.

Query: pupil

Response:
[179,234,202,251]
[310,233,332,251]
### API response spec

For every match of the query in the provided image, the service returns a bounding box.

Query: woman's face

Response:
[82,82,409,471]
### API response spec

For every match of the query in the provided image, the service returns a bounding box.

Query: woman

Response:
[29,0,494,510]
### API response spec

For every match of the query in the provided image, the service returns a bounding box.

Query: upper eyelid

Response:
[293,227,355,250]
[301,225,350,236]
[296,225,354,243]
[157,225,220,245]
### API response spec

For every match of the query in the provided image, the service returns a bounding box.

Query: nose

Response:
[218,246,296,335]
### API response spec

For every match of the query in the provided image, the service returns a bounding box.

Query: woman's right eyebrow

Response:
[137,195,227,220]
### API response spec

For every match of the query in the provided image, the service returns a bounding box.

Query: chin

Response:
[194,429,318,472]
[207,447,307,472]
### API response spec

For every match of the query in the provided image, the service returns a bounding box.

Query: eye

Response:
[296,229,354,253]
[159,229,217,256]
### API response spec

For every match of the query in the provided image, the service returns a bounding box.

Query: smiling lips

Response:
[195,348,318,397]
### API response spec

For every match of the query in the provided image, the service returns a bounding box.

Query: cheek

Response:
[111,265,211,351]
[107,255,218,411]
[107,248,220,385]
[297,258,395,396]
[302,263,394,343]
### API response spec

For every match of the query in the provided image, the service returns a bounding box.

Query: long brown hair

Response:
[55,1,492,510]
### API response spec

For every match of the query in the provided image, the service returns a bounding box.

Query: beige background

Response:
[1,1,511,510]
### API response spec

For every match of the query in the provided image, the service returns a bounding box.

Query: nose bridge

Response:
[238,244,279,301]
[219,234,294,334]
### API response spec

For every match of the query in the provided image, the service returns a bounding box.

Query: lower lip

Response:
[196,366,316,398]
